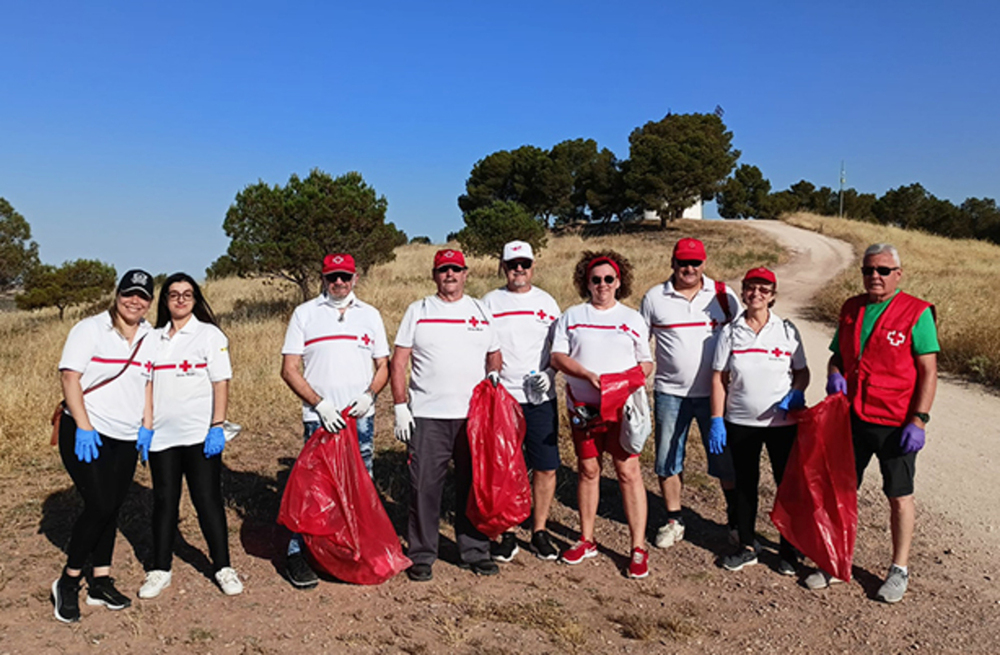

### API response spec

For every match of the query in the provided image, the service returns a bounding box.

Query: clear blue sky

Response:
[3,1,998,278]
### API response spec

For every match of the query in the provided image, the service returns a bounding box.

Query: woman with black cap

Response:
[51,269,158,623]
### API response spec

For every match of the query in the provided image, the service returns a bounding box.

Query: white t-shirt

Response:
[640,276,742,398]
[58,312,156,440]
[282,295,390,421]
[550,301,652,406]
[150,317,233,451]
[481,286,561,404]
[712,311,808,427]
[395,294,500,419]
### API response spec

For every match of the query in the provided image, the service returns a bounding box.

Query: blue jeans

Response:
[287,414,375,556]
[653,392,734,481]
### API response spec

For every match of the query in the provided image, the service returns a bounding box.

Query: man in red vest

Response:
[807,243,939,603]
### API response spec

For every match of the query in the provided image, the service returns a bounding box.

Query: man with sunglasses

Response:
[391,249,503,582]
[481,240,562,562]
[279,253,390,589]
[639,237,742,550]
[809,243,938,603]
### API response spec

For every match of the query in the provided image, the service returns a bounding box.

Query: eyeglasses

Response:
[590,275,617,285]
[861,266,899,277]
[676,259,704,269]
[167,291,194,302]
[324,272,353,283]
[506,259,532,270]
[743,284,774,296]
[435,265,465,274]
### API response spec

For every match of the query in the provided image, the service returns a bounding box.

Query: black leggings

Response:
[727,421,797,557]
[58,414,138,570]
[148,443,229,571]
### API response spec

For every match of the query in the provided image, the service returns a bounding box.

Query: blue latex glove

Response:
[778,389,806,416]
[75,428,102,463]
[826,373,848,396]
[136,426,154,462]
[900,423,926,454]
[204,426,226,457]
[708,417,727,455]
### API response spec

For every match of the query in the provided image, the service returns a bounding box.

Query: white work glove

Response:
[314,398,346,433]
[486,370,500,388]
[347,391,374,418]
[527,371,551,396]
[394,403,415,444]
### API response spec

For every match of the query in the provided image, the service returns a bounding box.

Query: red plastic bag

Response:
[277,417,411,585]
[466,380,531,540]
[770,393,857,582]
[600,365,646,423]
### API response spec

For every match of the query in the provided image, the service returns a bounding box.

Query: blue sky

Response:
[3,1,998,278]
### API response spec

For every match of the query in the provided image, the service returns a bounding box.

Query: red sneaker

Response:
[560,540,597,565]
[628,547,649,579]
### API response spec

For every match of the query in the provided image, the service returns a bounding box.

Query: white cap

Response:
[502,240,534,262]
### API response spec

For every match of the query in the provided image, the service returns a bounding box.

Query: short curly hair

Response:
[573,249,634,300]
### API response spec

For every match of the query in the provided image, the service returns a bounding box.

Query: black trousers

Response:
[148,443,230,571]
[727,421,797,558]
[58,413,138,570]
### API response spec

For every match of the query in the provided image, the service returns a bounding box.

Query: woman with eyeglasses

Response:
[710,267,810,575]
[549,250,654,579]
[52,270,158,623]
[135,273,242,599]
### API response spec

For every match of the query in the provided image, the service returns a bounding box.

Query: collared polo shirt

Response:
[481,286,561,404]
[712,311,808,427]
[58,311,156,440]
[395,294,500,419]
[640,276,742,398]
[282,295,390,421]
[550,301,652,406]
[150,316,232,451]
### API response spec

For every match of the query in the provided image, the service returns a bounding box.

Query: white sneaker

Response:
[138,570,172,599]
[654,520,685,549]
[215,567,243,596]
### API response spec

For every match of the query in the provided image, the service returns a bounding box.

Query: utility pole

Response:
[839,161,846,218]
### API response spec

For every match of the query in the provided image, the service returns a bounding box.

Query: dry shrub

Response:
[467,597,587,646]
[610,612,699,641]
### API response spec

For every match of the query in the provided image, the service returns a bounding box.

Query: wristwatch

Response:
[913,412,930,424]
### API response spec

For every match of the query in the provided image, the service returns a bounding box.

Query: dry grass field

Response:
[784,212,1000,386]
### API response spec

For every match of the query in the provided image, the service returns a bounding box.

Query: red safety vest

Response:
[837,292,934,426]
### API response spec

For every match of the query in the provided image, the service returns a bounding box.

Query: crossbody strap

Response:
[83,333,148,397]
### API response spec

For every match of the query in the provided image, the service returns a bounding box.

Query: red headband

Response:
[587,256,620,277]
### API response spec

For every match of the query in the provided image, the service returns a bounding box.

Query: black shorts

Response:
[521,399,560,472]
[851,412,916,498]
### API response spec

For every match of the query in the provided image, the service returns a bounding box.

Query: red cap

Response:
[322,253,356,275]
[743,267,777,285]
[433,249,467,270]
[673,238,707,261]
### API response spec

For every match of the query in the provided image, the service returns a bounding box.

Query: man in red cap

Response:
[279,253,390,589]
[391,249,503,582]
[639,237,742,550]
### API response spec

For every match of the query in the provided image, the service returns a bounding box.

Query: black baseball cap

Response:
[117,269,154,299]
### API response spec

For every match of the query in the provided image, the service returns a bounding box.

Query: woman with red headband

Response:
[550,250,654,578]
[710,267,810,575]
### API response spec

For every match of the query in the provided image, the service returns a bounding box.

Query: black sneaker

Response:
[285,552,319,589]
[52,576,81,623]
[721,546,759,572]
[406,563,433,582]
[492,533,519,563]
[530,530,559,561]
[460,559,500,576]
[86,576,131,610]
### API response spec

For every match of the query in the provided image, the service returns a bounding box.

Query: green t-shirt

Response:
[830,292,940,357]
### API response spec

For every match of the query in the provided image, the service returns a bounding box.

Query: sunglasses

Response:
[676,259,704,268]
[590,275,617,285]
[324,272,353,283]
[506,259,532,270]
[861,266,899,277]
[436,265,465,274]
[743,284,774,296]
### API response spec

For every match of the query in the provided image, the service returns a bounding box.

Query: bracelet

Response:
[211,420,225,427]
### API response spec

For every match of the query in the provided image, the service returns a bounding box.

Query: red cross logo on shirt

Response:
[469,316,480,328]
[361,333,371,345]
[619,323,631,332]
[887,330,906,347]
[144,361,153,373]
[179,360,192,373]
[537,310,548,320]
[709,318,719,329]
[771,347,784,358]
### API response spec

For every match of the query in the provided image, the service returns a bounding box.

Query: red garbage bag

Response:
[770,393,857,582]
[600,365,646,423]
[466,380,530,540]
[277,417,411,585]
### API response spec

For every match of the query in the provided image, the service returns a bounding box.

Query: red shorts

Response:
[570,413,636,461]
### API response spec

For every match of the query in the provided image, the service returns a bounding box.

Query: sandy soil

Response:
[1,221,998,654]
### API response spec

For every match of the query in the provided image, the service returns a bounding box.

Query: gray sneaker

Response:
[876,565,909,603]
[804,569,846,590]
